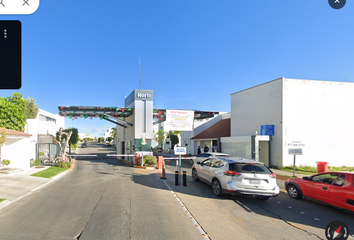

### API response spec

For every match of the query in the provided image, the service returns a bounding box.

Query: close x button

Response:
[0,0,39,14]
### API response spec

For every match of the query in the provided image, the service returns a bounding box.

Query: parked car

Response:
[192,157,279,200]
[81,142,87,148]
[285,172,354,212]
[190,152,230,165]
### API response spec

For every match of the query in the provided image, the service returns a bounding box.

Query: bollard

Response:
[161,159,167,179]
[183,171,187,186]
[175,171,179,186]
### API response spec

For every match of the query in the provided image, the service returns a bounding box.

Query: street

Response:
[0,142,353,240]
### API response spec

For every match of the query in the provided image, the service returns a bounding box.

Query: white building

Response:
[25,109,65,143]
[78,133,95,140]
[181,112,230,155]
[104,128,113,141]
[0,128,35,170]
[221,77,354,167]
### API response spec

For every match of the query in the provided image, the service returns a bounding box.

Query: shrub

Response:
[2,159,10,166]
[56,162,71,169]
[34,159,41,166]
[39,152,44,156]
[137,155,157,166]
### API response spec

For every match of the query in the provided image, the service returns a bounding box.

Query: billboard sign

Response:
[165,110,194,131]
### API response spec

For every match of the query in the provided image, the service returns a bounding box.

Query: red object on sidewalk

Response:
[135,153,140,165]
[65,153,68,162]
[316,162,328,173]
[158,156,164,169]
[159,156,166,179]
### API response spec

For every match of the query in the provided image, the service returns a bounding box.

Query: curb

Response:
[0,168,71,211]
[0,200,10,209]
[70,159,75,172]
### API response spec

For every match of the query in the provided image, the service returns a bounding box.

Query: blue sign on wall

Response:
[261,125,275,136]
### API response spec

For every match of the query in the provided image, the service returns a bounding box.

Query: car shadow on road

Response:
[131,169,354,238]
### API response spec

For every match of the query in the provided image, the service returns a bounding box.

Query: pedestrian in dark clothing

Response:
[197,146,201,155]
[204,144,209,153]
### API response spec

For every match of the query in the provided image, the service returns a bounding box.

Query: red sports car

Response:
[285,172,354,212]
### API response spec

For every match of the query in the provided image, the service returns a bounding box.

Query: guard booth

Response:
[58,89,219,164]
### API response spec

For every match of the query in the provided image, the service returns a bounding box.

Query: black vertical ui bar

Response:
[0,20,21,89]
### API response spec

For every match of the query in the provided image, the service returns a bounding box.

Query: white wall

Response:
[25,109,65,142]
[220,136,252,158]
[182,112,229,155]
[283,78,354,167]
[230,79,283,166]
[1,137,35,170]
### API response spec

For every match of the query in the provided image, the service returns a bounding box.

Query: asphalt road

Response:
[162,156,354,240]
[0,142,203,240]
[0,142,353,240]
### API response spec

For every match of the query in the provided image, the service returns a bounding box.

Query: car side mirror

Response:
[302,176,311,181]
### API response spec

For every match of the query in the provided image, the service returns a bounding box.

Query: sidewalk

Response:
[0,166,71,211]
[270,168,310,180]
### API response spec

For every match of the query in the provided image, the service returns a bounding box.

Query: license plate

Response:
[249,179,260,184]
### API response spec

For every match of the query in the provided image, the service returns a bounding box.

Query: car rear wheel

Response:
[287,184,302,199]
[255,196,270,200]
[212,179,223,196]
[192,168,199,181]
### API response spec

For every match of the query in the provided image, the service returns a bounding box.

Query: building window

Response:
[39,114,56,124]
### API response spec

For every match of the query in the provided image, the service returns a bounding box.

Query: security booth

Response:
[58,89,219,165]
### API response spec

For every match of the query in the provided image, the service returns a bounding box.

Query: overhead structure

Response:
[153,109,219,124]
[58,89,220,156]
[58,106,133,128]
[58,106,219,127]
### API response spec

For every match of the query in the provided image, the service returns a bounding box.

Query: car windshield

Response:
[229,163,271,174]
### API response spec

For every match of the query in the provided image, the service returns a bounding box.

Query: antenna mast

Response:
[139,56,141,89]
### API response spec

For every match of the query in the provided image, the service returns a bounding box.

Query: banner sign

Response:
[165,110,194,131]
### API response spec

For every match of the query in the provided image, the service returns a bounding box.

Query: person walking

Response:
[204,144,209,153]
[197,146,201,155]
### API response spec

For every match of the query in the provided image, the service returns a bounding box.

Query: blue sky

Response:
[1,1,353,137]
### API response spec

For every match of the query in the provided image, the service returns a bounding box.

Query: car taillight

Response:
[269,173,276,178]
[224,170,241,176]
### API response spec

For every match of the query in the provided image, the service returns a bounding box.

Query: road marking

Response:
[162,181,210,240]
[280,189,287,193]
[228,216,242,223]
[291,223,304,230]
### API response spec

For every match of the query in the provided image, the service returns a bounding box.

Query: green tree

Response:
[0,93,27,132]
[153,129,168,148]
[26,97,39,119]
[54,128,73,159]
[110,127,117,141]
[0,128,8,161]
[170,134,179,147]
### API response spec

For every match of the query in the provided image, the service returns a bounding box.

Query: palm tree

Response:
[110,127,117,141]
[153,129,168,148]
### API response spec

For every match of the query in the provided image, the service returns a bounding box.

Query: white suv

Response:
[192,157,279,200]
[190,152,229,165]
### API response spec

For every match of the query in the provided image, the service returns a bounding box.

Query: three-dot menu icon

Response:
[0,20,21,89]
